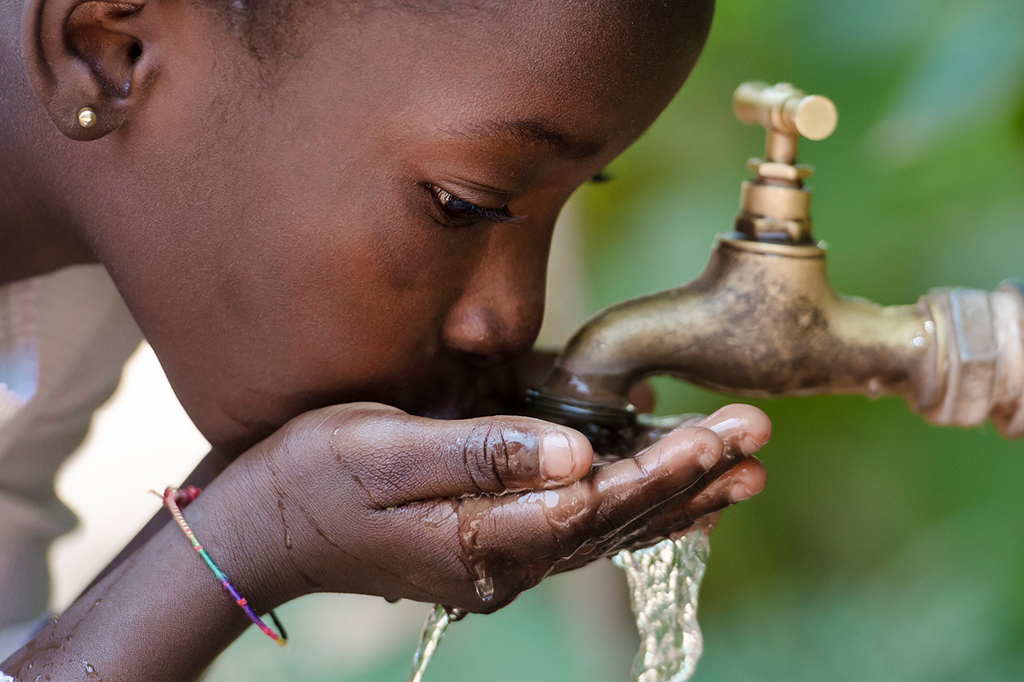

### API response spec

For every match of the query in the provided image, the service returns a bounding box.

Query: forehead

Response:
[280,1,709,149]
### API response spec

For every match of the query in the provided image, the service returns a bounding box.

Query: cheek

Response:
[259,176,491,351]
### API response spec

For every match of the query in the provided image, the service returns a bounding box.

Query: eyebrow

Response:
[455,119,607,160]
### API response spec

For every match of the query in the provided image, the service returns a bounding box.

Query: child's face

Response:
[84,1,710,451]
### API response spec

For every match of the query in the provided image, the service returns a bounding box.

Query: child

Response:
[0,0,770,679]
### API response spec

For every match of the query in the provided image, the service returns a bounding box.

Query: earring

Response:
[77,107,97,128]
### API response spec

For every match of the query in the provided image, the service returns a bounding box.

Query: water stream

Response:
[406,604,453,682]
[406,535,709,682]
[613,532,710,682]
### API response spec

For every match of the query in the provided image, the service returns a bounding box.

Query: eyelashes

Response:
[427,184,522,227]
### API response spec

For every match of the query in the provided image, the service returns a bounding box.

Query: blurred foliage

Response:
[575,1,1024,679]
[209,2,1024,680]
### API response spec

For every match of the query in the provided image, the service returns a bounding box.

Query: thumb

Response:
[320,405,594,504]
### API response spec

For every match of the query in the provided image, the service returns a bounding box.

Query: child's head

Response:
[19,0,713,451]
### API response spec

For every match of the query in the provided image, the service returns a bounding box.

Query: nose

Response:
[442,228,549,362]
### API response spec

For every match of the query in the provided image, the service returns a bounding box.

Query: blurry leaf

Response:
[866,1,1024,166]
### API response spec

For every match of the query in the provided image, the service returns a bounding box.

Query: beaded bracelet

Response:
[161,486,288,646]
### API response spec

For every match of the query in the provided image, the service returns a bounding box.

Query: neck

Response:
[0,12,98,286]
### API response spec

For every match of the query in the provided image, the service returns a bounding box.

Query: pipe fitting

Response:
[922,282,1024,437]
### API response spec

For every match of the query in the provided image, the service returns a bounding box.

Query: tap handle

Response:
[734,82,837,164]
[734,82,838,141]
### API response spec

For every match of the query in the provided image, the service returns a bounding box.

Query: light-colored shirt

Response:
[0,264,142,657]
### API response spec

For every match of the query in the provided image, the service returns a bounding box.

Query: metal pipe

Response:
[537,237,1024,438]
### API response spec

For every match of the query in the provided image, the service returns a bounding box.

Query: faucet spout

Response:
[544,237,930,404]
[538,237,1024,439]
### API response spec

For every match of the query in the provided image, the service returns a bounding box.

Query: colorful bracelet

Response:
[161,486,288,646]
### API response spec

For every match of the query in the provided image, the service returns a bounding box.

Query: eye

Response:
[426,184,521,227]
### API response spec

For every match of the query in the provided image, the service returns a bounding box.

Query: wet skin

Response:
[1,1,773,679]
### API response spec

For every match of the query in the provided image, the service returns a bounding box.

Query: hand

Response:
[227,401,768,613]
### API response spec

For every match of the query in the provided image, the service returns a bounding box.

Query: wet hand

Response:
[233,402,768,613]
[464,404,769,587]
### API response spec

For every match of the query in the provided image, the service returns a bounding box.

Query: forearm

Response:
[2,463,286,682]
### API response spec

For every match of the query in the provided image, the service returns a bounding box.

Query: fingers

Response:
[672,404,770,490]
[634,456,767,545]
[452,424,727,574]
[692,404,772,459]
[312,404,595,506]
[622,407,769,548]
[448,403,771,582]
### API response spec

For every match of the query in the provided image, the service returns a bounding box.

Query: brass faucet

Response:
[529,82,1024,445]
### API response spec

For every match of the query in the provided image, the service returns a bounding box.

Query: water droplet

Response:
[284,530,292,549]
[330,428,342,460]
[48,614,60,626]
[442,606,468,622]
[925,320,936,334]
[84,661,99,677]
[385,596,402,604]
[474,576,494,601]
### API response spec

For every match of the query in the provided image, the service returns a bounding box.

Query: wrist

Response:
[183,450,304,613]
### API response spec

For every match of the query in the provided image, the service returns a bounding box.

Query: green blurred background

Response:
[209,1,1024,679]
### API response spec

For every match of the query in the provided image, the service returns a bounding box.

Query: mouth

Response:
[406,368,480,421]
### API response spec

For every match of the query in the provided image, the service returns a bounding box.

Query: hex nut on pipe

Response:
[992,281,1024,438]
[923,285,1024,437]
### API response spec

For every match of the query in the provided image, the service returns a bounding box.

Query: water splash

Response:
[613,531,710,682]
[406,604,453,682]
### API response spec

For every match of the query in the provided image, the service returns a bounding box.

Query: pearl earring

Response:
[77,107,97,128]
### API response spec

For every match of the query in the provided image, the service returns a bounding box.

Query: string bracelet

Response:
[160,486,288,646]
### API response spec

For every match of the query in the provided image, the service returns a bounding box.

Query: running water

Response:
[406,604,454,682]
[406,534,710,682]
[613,531,710,682]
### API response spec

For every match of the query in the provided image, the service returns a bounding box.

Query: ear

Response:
[23,0,157,141]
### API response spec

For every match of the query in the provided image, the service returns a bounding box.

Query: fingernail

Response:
[702,416,763,455]
[729,483,756,503]
[741,434,766,454]
[539,432,574,482]
[697,444,719,470]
